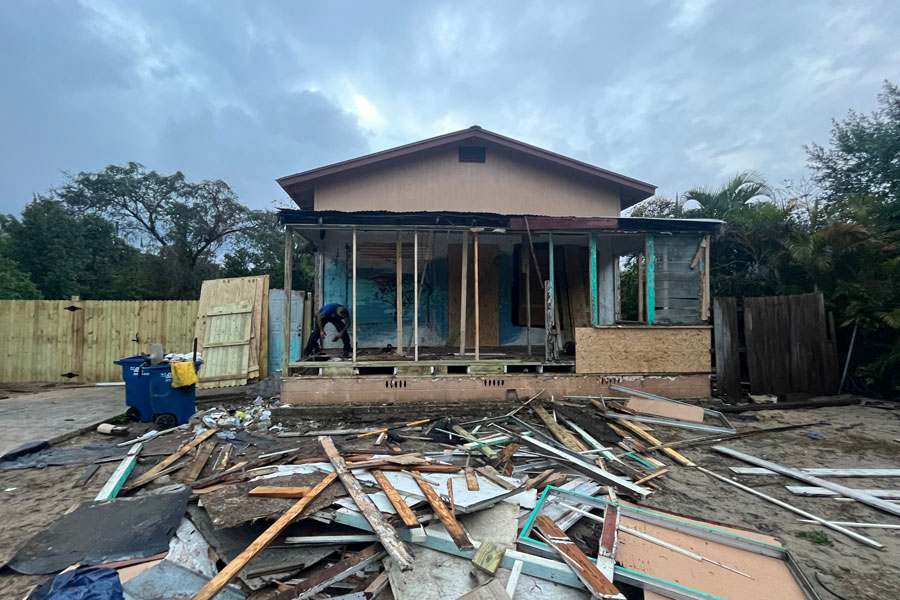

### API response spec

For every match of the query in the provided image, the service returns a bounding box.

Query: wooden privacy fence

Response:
[0,300,198,383]
[714,292,839,401]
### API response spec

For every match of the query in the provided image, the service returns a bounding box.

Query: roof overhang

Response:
[277,126,657,210]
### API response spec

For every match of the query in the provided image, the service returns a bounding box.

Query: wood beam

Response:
[460,230,468,356]
[414,473,474,551]
[283,225,293,374]
[396,230,403,355]
[352,227,357,362]
[474,230,480,361]
[414,229,419,361]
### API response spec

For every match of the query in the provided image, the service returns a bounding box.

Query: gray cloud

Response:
[1,0,898,214]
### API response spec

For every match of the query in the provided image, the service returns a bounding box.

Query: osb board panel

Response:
[0,300,197,383]
[448,243,500,348]
[194,276,269,388]
[624,397,704,422]
[575,327,711,374]
[280,373,711,405]
[616,509,806,600]
[313,143,622,217]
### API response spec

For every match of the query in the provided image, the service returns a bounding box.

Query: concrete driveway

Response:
[0,386,125,456]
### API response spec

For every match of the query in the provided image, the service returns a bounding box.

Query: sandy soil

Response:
[1,402,898,599]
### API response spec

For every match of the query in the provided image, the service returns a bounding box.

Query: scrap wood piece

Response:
[127,428,218,490]
[348,453,426,469]
[465,467,480,491]
[95,443,142,500]
[505,560,523,598]
[696,466,883,549]
[271,544,386,600]
[713,446,900,519]
[511,433,650,498]
[190,460,249,489]
[534,515,624,599]
[623,397,704,423]
[633,469,668,486]
[607,423,651,453]
[191,471,338,600]
[371,470,421,529]
[376,463,461,473]
[525,469,556,490]
[183,440,217,483]
[532,404,584,452]
[472,539,507,575]
[363,570,390,596]
[613,419,695,467]
[248,485,313,498]
[454,424,497,458]
[494,442,520,465]
[474,466,516,491]
[320,436,415,571]
[212,443,233,472]
[597,504,619,582]
[414,473,474,551]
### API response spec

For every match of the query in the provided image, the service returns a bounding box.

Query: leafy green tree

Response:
[0,255,42,299]
[56,162,252,298]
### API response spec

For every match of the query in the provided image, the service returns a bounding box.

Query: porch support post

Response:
[589,233,599,326]
[414,229,419,361]
[352,227,357,363]
[474,230,480,361]
[459,230,468,356]
[702,234,711,321]
[646,234,655,325]
[282,225,293,375]
[637,254,644,322]
[396,230,403,355]
[524,234,531,356]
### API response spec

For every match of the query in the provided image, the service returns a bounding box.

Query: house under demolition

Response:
[277,126,720,404]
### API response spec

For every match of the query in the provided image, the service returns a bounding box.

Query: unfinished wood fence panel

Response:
[713,297,742,402]
[744,292,838,395]
[0,300,198,383]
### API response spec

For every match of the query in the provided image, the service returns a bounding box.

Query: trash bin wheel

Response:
[125,406,142,422]
[154,413,178,430]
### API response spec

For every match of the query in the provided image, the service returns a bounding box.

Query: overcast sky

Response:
[2,1,898,215]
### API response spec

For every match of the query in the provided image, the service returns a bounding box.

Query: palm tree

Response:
[683,171,775,219]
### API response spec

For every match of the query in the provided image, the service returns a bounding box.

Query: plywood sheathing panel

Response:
[616,505,808,600]
[194,276,269,389]
[575,326,711,374]
[448,243,499,348]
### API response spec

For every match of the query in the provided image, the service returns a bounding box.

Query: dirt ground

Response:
[1,398,898,599]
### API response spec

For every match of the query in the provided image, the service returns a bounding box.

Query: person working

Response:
[303,303,352,359]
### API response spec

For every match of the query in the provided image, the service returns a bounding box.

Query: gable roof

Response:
[276,126,656,209]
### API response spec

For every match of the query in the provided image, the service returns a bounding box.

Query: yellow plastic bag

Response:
[171,361,198,388]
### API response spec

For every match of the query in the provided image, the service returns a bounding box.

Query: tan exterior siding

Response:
[313,144,622,216]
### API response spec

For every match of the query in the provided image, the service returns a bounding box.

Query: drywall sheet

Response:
[575,326,711,374]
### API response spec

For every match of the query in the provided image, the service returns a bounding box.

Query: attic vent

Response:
[458,146,486,163]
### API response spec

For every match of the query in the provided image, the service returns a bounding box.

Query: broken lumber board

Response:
[532,404,583,452]
[613,419,695,467]
[525,469,556,490]
[731,467,900,477]
[95,443,142,500]
[371,469,422,528]
[320,436,415,571]
[505,560,523,598]
[465,467,480,491]
[472,539,506,575]
[624,397,704,423]
[696,466,883,549]
[271,544,386,600]
[212,443,232,472]
[348,453,425,469]
[183,440,217,483]
[414,473,474,551]
[535,515,624,599]
[633,469,668,486]
[456,579,512,600]
[474,466,516,491]
[511,433,650,497]
[248,486,313,498]
[375,463,461,473]
[191,471,338,600]
[713,446,900,519]
[454,424,497,458]
[128,428,217,490]
[597,503,619,582]
[785,486,900,499]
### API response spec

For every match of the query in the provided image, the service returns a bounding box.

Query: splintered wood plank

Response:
[454,425,497,458]
[472,539,507,575]
[183,440,217,483]
[532,404,584,451]
[320,436,415,571]
[270,544,385,600]
[127,428,218,490]
[526,469,556,490]
[414,472,474,551]
[535,515,623,599]
[191,471,338,600]
[614,419,695,467]
[597,504,620,582]
[465,467,480,491]
[456,578,512,600]
[371,469,420,528]
[248,486,313,498]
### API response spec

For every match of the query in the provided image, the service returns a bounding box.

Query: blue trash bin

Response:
[113,355,152,423]
[145,361,202,429]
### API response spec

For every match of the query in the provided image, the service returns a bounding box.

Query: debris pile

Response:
[10,385,891,599]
